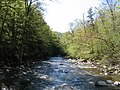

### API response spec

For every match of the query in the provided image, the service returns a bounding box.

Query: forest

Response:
[0,0,64,67]
[60,0,120,66]
[0,0,120,70]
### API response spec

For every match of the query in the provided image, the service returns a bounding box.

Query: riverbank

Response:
[67,58,120,75]
[66,58,120,86]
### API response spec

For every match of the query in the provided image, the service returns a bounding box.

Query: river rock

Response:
[95,81,107,86]
[114,81,120,86]
[55,83,73,90]
[114,70,118,74]
[6,69,10,72]
[22,71,27,75]
[89,81,95,86]
[106,80,113,84]
[103,65,107,69]
[104,72,108,76]
[81,59,87,62]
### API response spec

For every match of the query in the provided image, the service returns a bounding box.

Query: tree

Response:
[60,0,120,65]
[0,0,63,66]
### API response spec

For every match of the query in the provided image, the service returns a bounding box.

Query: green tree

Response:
[0,0,63,66]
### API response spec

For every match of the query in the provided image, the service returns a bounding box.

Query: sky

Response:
[44,0,100,33]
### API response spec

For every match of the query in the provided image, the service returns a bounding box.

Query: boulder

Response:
[114,81,120,86]
[95,81,107,86]
[106,80,113,84]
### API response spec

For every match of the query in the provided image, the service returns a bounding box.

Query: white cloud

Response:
[44,0,99,32]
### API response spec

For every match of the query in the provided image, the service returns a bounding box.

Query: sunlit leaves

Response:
[60,0,120,65]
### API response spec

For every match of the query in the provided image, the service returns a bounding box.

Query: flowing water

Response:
[0,57,120,90]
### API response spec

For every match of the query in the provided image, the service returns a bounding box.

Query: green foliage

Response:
[0,0,63,66]
[60,0,120,65]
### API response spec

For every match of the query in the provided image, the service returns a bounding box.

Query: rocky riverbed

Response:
[68,58,120,87]
[0,57,120,90]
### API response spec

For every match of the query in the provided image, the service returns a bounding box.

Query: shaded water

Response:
[0,57,120,90]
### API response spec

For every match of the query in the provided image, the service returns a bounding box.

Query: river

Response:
[0,57,120,90]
